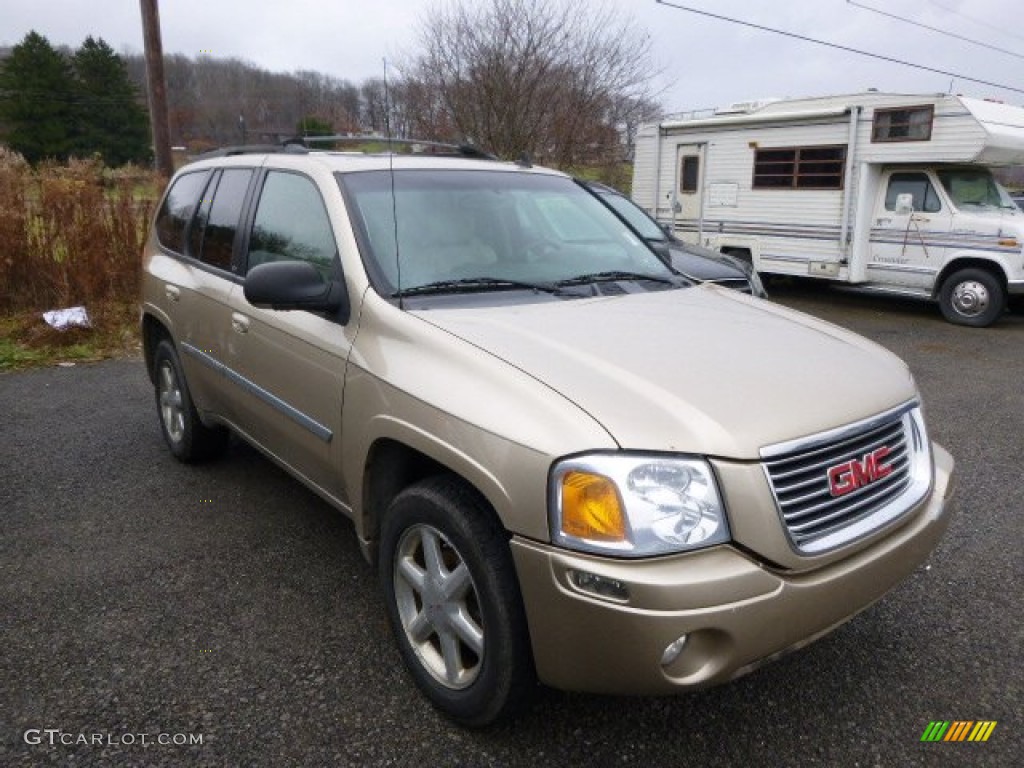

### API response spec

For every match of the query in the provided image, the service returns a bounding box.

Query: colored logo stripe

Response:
[920,721,997,742]
[921,721,949,741]
[945,721,974,741]
[968,721,998,742]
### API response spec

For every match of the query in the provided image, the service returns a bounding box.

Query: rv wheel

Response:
[938,268,1005,327]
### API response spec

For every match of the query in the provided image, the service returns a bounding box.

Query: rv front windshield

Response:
[936,168,1017,210]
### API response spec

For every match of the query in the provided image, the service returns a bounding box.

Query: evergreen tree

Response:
[72,37,151,166]
[0,31,76,163]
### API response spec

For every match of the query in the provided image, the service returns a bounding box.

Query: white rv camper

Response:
[632,92,1024,326]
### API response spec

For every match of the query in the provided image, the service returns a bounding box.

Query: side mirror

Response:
[244,260,350,322]
[894,193,915,216]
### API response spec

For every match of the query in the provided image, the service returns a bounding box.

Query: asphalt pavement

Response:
[1,283,1021,767]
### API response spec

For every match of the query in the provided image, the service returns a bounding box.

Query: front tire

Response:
[379,476,535,726]
[153,339,229,462]
[938,268,1005,327]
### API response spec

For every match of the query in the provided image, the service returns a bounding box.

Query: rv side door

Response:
[869,171,950,290]
[672,144,704,243]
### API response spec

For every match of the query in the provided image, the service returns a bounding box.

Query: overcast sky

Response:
[3,0,1022,113]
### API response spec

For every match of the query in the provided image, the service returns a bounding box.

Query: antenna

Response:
[383,57,403,308]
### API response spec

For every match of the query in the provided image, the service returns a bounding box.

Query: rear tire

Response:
[379,476,536,726]
[153,340,229,462]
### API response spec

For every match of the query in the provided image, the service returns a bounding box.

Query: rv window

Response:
[753,146,845,189]
[872,106,934,142]
[884,173,942,213]
[680,156,700,194]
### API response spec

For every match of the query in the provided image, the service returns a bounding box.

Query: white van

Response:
[632,92,1024,325]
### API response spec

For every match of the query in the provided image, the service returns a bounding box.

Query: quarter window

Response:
[872,105,934,142]
[753,146,846,189]
[247,172,337,276]
[155,171,209,253]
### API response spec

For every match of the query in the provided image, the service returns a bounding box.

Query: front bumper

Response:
[510,443,954,695]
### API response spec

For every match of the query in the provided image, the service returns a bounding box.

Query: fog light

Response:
[569,570,629,601]
[660,635,689,667]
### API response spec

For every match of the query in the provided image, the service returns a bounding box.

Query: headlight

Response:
[549,454,730,557]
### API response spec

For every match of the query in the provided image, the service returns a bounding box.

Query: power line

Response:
[654,0,1024,96]
[847,0,1024,61]
[923,0,1024,45]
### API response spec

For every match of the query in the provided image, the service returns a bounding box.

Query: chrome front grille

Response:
[762,404,932,554]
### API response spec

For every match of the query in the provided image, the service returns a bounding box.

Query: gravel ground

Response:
[1,284,1021,767]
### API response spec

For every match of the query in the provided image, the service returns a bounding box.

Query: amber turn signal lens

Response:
[561,470,626,541]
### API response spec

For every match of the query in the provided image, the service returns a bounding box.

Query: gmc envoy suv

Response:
[141,143,955,726]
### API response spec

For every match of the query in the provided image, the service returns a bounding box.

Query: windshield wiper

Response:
[556,270,677,287]
[392,277,563,298]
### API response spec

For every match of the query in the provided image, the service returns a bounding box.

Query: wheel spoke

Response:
[159,365,171,391]
[449,608,484,656]
[442,561,472,600]
[407,609,434,644]
[420,528,446,580]
[397,554,427,592]
[438,628,463,684]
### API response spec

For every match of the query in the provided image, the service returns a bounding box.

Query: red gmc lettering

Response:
[828,446,892,497]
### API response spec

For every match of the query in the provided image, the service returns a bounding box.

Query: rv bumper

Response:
[510,443,954,695]
[1007,279,1024,296]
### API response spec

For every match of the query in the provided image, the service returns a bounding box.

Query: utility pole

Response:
[140,0,173,177]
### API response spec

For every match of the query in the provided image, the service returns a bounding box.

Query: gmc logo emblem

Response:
[827,446,893,497]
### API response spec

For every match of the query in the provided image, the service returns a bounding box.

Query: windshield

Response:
[338,169,674,295]
[936,168,1017,210]
[597,191,666,241]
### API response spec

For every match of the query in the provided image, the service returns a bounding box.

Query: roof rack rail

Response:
[287,134,497,159]
[195,143,309,160]
[191,137,497,162]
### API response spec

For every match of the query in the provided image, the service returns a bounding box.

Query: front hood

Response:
[414,287,917,459]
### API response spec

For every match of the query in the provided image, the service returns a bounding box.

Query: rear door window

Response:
[190,169,253,272]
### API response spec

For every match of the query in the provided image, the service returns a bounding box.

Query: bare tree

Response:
[409,0,661,169]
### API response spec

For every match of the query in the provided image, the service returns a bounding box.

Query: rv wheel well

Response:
[934,259,1006,297]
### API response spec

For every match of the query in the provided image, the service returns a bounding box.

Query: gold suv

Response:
[141,144,955,726]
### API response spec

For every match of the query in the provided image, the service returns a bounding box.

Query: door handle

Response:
[231,313,250,334]
[164,284,180,302]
